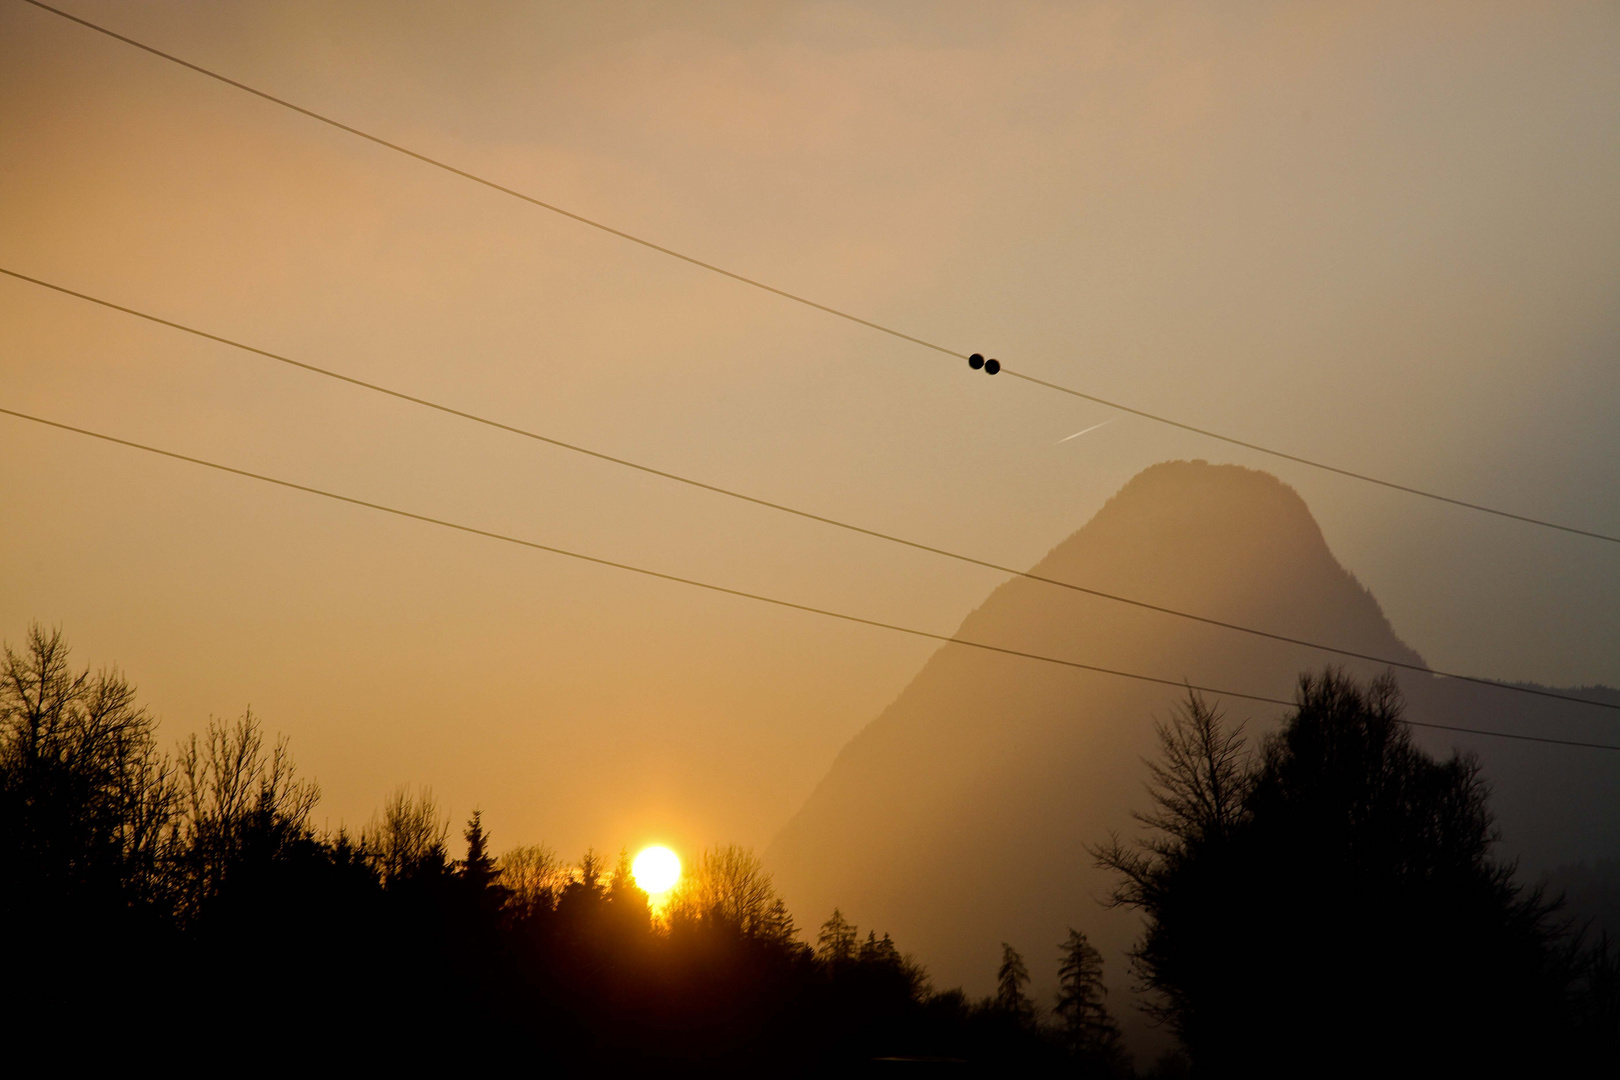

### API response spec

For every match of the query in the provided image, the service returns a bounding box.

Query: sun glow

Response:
[632,846,681,895]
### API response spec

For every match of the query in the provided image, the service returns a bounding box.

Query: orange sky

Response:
[3,0,1617,860]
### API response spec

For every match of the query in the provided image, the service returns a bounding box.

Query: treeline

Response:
[0,627,1121,1071]
[1093,671,1620,1076]
[5,625,1616,1072]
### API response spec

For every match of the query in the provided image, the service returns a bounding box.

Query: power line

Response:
[3,405,1615,753]
[5,264,1615,715]
[20,0,1619,547]
[17,0,950,363]
[1001,369,1620,543]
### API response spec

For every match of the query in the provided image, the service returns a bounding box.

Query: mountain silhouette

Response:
[766,460,1620,1049]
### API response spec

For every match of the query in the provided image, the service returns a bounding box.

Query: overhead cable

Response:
[2,405,1616,752]
[19,0,1618,546]
[5,265,1614,715]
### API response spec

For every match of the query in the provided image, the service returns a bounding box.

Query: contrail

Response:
[1058,420,1114,444]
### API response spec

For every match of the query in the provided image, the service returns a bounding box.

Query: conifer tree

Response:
[459,809,497,890]
[817,908,858,962]
[1056,928,1121,1061]
[996,942,1033,1020]
[607,847,638,899]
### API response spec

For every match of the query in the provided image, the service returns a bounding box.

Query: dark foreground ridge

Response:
[4,625,1617,1073]
[0,626,1125,1073]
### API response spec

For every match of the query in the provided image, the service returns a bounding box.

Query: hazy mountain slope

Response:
[765,461,1620,1047]
[1402,677,1620,872]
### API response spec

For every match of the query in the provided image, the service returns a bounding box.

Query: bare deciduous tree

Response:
[497,843,564,913]
[669,844,794,942]
[0,624,180,908]
[176,710,319,915]
[363,785,449,883]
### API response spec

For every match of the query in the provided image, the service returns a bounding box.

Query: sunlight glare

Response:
[632,845,681,894]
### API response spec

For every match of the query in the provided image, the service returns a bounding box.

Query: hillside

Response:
[766,461,1620,1050]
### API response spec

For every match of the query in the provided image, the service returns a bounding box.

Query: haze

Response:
[2,0,1616,877]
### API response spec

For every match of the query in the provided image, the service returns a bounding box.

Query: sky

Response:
[2,0,1617,863]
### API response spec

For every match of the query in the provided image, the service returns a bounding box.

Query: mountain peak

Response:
[1033,460,1371,622]
[766,461,1615,1052]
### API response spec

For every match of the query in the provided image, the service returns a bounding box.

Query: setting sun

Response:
[632,846,681,894]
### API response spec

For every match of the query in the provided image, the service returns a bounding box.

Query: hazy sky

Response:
[3,0,1617,861]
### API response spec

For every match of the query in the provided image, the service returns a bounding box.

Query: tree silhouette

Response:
[16,625,1611,1069]
[669,844,793,942]
[1571,931,1620,1060]
[995,942,1032,1020]
[1090,689,1251,1046]
[497,843,562,916]
[1096,671,1581,1076]
[554,847,608,930]
[604,847,650,938]
[817,908,858,963]
[1056,927,1121,1067]
[364,785,449,884]
[459,809,498,891]
[606,847,640,901]
[1,625,1065,1067]
[176,711,319,919]
[0,624,178,914]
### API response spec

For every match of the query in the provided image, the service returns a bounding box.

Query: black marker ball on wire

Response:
[985,358,1000,375]
[968,353,985,370]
